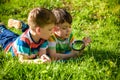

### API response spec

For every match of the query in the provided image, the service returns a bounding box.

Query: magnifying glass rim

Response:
[72,40,85,51]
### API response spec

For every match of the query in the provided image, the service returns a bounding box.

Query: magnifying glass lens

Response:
[72,40,85,51]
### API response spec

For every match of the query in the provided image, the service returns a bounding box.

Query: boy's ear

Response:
[36,27,41,34]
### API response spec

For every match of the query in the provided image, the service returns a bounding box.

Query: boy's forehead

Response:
[48,23,55,28]
[41,23,54,29]
[57,22,71,27]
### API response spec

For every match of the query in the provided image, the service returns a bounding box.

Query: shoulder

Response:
[41,40,48,46]
[69,33,74,43]
[14,30,31,46]
[48,34,56,42]
[40,40,48,49]
[14,37,30,48]
[19,30,31,45]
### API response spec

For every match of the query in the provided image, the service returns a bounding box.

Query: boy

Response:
[7,8,91,61]
[48,8,91,60]
[0,7,56,63]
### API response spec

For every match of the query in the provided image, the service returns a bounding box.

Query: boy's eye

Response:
[49,28,52,31]
[62,26,71,29]
[62,27,66,29]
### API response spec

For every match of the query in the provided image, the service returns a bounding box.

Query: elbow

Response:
[49,53,59,61]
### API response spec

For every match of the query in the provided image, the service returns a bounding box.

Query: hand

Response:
[28,54,37,59]
[82,37,91,46]
[18,54,37,60]
[40,54,51,63]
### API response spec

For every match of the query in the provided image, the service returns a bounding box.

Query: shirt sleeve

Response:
[48,35,56,50]
[40,41,48,50]
[12,37,30,55]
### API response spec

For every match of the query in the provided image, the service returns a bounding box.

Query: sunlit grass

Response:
[0,0,120,80]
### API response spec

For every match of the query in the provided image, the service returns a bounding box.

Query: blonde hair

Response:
[28,7,56,29]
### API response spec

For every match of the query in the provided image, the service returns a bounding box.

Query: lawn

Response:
[0,0,120,80]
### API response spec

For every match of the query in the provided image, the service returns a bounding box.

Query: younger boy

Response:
[48,8,91,60]
[0,7,56,63]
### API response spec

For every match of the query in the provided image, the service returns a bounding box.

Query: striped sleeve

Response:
[12,37,30,55]
[40,41,48,50]
[48,35,56,50]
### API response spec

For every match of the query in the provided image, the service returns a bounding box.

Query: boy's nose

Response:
[66,28,69,32]
[50,32,52,36]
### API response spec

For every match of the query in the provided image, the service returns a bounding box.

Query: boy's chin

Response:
[42,37,49,40]
[64,36,69,39]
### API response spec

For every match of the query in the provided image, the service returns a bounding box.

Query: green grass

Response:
[0,0,120,80]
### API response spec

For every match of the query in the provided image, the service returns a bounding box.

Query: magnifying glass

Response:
[72,40,85,51]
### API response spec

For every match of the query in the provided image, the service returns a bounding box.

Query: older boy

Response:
[0,7,56,63]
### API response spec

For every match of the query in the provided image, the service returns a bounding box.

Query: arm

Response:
[48,34,82,60]
[14,38,50,64]
[18,50,51,64]
[48,38,91,60]
[38,49,51,63]
[37,41,51,63]
[18,54,42,64]
[19,54,38,59]
[48,48,84,60]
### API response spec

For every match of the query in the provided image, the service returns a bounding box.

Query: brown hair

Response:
[28,7,56,29]
[52,8,72,25]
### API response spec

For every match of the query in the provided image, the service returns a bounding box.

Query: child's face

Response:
[40,23,54,40]
[55,22,72,39]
